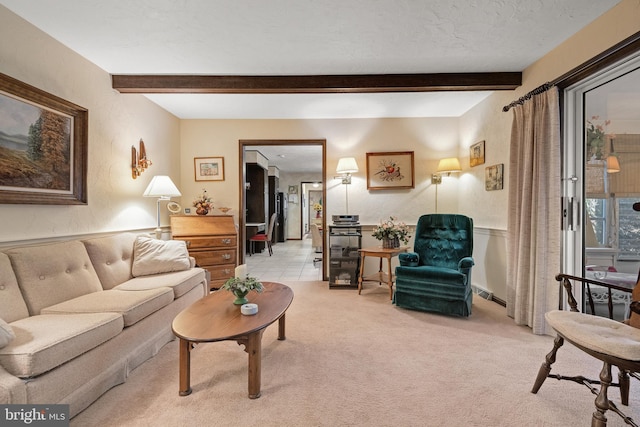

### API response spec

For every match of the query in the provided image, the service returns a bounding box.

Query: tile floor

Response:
[244,236,324,282]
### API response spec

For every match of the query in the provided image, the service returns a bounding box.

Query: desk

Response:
[172,282,293,399]
[357,246,409,299]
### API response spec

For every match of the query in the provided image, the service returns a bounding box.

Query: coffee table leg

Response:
[178,338,192,396]
[278,313,286,341]
[246,330,264,399]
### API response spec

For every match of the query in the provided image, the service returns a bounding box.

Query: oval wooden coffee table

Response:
[172,281,293,399]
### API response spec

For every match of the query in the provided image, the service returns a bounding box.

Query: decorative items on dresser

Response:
[170,215,238,290]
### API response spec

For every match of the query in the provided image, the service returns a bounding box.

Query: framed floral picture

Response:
[366,151,415,190]
[470,140,485,167]
[194,156,225,181]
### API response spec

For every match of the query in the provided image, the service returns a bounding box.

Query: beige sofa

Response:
[0,233,207,418]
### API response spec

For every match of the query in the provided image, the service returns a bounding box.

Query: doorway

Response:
[238,140,327,280]
[562,43,640,315]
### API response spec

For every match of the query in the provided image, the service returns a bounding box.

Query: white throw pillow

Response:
[0,318,16,349]
[132,236,191,277]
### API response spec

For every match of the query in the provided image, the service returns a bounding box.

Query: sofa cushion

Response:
[0,252,30,323]
[0,318,15,349]
[0,313,123,378]
[83,233,137,290]
[131,237,191,277]
[41,288,174,327]
[6,241,103,315]
[115,267,207,298]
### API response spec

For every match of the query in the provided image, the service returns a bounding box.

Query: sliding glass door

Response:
[563,52,640,318]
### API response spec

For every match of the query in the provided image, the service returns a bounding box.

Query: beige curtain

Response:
[506,87,561,335]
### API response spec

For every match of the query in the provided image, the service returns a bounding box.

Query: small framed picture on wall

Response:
[194,157,225,181]
[470,141,485,167]
[485,163,504,191]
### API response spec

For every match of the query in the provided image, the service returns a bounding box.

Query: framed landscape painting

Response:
[366,151,415,190]
[194,156,225,181]
[0,73,88,204]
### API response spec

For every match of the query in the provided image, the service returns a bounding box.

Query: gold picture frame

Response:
[0,72,88,204]
[194,156,225,181]
[366,151,415,190]
[470,140,485,167]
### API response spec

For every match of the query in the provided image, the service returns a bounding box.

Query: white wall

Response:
[0,6,181,245]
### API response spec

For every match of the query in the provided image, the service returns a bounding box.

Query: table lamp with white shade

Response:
[143,175,181,239]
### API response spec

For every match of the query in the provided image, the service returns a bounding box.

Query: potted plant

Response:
[372,216,411,248]
[193,189,213,215]
[222,276,264,305]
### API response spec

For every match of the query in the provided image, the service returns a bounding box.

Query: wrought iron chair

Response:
[531,271,640,426]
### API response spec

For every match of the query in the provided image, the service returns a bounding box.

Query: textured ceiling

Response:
[0,0,621,119]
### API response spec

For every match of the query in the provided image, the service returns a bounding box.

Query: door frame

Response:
[238,139,327,279]
[558,33,640,308]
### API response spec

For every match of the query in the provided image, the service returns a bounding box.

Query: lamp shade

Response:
[606,155,621,173]
[436,158,462,174]
[336,157,359,174]
[143,175,182,198]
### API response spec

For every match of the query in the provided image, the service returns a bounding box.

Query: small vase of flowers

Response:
[222,276,264,305]
[193,189,213,215]
[372,216,411,248]
[313,202,323,218]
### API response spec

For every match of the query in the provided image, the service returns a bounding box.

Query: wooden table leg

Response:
[246,330,265,399]
[387,255,393,299]
[278,313,286,341]
[358,253,366,295]
[178,338,192,396]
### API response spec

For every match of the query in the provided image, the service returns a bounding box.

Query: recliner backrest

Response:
[413,214,473,269]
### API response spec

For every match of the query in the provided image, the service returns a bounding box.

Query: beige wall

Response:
[0,6,181,245]
[179,117,461,230]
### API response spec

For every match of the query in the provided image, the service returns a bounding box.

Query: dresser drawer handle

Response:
[222,238,232,245]
[221,254,232,260]
[223,268,231,274]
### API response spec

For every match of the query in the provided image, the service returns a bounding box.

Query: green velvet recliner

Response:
[393,214,474,317]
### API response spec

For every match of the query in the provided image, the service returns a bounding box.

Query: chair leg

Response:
[532,335,564,394]
[267,241,273,256]
[249,240,253,256]
[592,362,612,427]
[619,369,630,406]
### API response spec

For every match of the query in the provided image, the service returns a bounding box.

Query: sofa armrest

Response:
[0,364,26,404]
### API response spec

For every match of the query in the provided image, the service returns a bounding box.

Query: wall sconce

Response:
[336,157,359,184]
[335,157,359,213]
[432,157,462,213]
[131,139,152,179]
[143,175,181,239]
[606,138,620,174]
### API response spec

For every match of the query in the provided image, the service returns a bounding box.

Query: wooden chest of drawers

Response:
[170,215,238,290]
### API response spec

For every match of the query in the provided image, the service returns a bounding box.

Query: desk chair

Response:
[310,223,323,265]
[249,213,277,256]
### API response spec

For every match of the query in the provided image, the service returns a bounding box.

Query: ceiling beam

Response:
[111,73,521,94]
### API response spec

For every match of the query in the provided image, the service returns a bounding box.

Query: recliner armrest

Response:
[398,252,419,267]
[458,257,474,270]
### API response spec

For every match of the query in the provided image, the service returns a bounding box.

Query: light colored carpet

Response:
[71,280,640,426]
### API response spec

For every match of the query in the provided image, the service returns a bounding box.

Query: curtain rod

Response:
[502,81,554,112]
